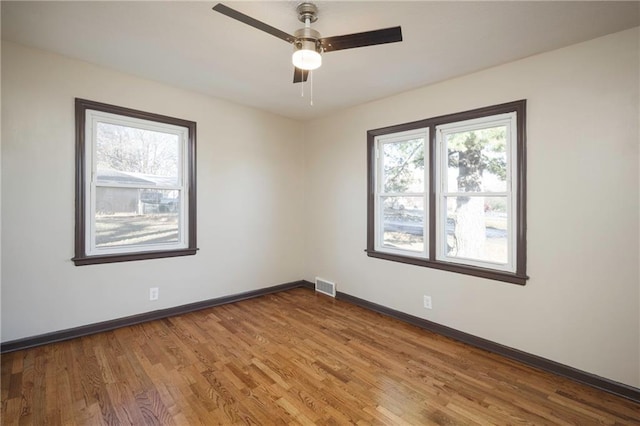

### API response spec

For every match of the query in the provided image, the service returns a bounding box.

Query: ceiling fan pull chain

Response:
[310,70,314,106]
[301,75,304,98]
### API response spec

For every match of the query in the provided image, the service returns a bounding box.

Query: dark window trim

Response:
[73,98,197,266]
[367,100,527,285]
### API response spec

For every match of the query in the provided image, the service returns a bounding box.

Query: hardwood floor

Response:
[2,288,639,425]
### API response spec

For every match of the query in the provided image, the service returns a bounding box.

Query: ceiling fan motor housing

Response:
[294,27,322,53]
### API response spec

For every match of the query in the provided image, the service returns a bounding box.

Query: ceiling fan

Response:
[212,2,403,83]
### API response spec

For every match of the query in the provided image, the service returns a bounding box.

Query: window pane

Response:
[96,122,179,186]
[95,187,180,248]
[445,196,508,264]
[446,126,507,193]
[382,139,424,193]
[381,196,424,252]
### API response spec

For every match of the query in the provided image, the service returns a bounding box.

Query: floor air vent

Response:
[315,277,336,297]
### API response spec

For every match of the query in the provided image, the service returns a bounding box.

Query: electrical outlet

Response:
[423,295,432,310]
[149,287,159,301]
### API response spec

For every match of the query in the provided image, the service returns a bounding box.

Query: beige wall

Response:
[2,27,639,389]
[1,41,306,342]
[303,27,640,387]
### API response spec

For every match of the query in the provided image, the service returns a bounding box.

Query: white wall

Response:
[304,28,640,387]
[1,41,305,342]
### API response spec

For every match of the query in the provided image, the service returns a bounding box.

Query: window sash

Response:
[435,113,517,272]
[374,128,429,258]
[84,109,189,256]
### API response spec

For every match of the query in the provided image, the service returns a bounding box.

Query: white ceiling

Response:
[2,1,639,121]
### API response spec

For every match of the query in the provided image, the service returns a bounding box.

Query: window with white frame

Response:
[73,99,197,265]
[367,101,527,284]
[374,128,429,257]
[436,113,517,272]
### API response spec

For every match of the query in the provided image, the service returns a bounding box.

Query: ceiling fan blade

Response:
[293,67,309,84]
[320,26,402,52]
[212,3,295,44]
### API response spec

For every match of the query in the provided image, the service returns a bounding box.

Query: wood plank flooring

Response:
[2,288,639,425]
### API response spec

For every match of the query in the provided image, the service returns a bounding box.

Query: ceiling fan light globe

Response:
[292,49,322,71]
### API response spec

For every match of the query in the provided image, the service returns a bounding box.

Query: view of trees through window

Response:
[379,126,509,264]
[443,125,508,264]
[381,137,426,253]
[96,122,179,179]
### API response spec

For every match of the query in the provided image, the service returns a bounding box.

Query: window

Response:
[73,99,197,265]
[367,101,527,284]
[374,128,429,257]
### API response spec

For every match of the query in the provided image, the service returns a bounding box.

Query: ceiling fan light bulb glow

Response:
[292,49,322,70]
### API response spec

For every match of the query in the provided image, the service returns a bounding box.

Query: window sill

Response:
[72,248,198,266]
[366,250,528,285]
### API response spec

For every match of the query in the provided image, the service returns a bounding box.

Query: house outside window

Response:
[73,99,197,265]
[367,100,527,284]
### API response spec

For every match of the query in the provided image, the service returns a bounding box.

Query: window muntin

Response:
[74,99,197,265]
[367,101,527,285]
